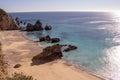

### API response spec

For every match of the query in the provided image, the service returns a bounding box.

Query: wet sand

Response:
[0,30,105,80]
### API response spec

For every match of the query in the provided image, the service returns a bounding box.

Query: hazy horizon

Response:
[0,0,120,13]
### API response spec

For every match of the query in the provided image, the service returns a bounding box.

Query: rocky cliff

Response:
[0,42,6,80]
[0,8,19,30]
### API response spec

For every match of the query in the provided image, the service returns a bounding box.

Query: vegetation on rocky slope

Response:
[0,42,7,80]
[7,73,36,80]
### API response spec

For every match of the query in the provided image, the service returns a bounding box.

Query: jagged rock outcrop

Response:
[45,24,52,30]
[32,44,63,64]
[34,20,43,30]
[0,8,19,30]
[26,23,34,31]
[26,20,43,31]
[31,44,77,65]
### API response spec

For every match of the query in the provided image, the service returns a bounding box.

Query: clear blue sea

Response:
[10,12,120,80]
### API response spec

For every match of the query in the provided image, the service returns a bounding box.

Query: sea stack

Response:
[0,8,19,30]
[45,23,52,30]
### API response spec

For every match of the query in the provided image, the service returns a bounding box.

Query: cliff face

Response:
[0,8,19,30]
[0,42,6,80]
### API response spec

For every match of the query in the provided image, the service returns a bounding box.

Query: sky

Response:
[0,0,120,12]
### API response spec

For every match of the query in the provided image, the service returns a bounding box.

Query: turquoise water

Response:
[11,12,120,80]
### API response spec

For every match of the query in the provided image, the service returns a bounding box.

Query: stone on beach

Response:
[14,64,22,68]
[39,35,51,42]
[32,44,63,64]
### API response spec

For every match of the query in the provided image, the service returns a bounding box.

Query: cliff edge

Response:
[0,8,19,30]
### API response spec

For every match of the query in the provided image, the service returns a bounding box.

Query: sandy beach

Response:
[0,30,105,80]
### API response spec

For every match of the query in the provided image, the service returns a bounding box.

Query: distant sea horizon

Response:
[10,12,120,80]
[9,10,115,13]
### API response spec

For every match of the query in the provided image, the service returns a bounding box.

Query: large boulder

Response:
[26,23,34,31]
[45,24,52,30]
[0,8,19,30]
[34,20,43,30]
[32,44,63,63]
[14,64,22,68]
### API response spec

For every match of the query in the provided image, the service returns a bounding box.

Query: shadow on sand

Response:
[31,58,61,66]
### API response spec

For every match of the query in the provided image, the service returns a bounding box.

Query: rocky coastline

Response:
[0,8,106,80]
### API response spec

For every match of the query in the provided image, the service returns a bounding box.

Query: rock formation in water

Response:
[39,35,60,43]
[0,8,19,30]
[0,42,7,80]
[26,23,34,31]
[34,20,43,30]
[26,20,43,31]
[45,24,52,30]
[32,44,77,65]
[63,45,77,52]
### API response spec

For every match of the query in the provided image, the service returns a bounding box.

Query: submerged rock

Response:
[0,8,19,30]
[39,35,51,42]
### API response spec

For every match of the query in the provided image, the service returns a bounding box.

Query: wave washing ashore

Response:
[0,30,105,80]
[10,12,120,80]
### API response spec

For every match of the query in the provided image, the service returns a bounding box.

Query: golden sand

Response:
[0,31,105,80]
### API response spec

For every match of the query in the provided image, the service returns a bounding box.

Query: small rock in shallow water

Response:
[63,45,77,52]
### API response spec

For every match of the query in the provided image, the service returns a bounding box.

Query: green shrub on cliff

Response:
[0,42,7,80]
[7,73,36,80]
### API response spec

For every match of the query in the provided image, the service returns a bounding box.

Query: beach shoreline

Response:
[0,30,107,80]
[22,31,108,80]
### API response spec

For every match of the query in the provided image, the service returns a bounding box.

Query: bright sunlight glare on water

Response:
[103,11,120,80]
